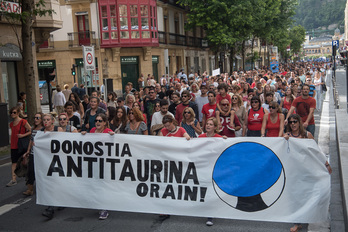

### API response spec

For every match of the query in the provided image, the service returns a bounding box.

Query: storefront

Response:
[0,44,22,108]
[121,56,139,91]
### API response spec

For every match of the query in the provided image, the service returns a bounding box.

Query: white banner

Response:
[212,68,220,76]
[82,46,95,71]
[33,132,330,223]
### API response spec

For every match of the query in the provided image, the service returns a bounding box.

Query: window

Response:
[99,0,158,46]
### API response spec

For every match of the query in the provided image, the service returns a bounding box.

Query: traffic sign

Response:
[82,46,95,71]
[332,40,339,47]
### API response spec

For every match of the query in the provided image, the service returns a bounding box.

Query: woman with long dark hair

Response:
[243,96,267,137]
[110,106,128,133]
[68,92,84,120]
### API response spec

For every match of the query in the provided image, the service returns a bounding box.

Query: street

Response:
[0,71,345,232]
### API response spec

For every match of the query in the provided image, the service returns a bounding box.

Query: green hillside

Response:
[293,0,346,32]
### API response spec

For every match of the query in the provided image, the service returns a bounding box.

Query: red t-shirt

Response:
[291,96,316,125]
[198,133,222,138]
[219,114,241,137]
[216,94,231,104]
[10,119,28,149]
[247,107,265,131]
[90,127,113,133]
[161,127,187,137]
[202,103,217,120]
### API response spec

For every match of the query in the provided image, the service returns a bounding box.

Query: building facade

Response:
[36,0,211,95]
[0,0,62,108]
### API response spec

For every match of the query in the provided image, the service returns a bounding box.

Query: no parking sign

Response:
[83,46,95,71]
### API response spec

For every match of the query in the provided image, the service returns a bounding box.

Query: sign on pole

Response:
[164,49,169,81]
[332,40,339,48]
[83,46,95,71]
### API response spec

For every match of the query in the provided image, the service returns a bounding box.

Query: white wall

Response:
[157,6,164,32]
[51,5,73,41]
[90,3,99,39]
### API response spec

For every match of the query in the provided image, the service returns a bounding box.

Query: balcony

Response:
[169,33,185,46]
[158,31,208,48]
[68,31,96,47]
[39,34,54,49]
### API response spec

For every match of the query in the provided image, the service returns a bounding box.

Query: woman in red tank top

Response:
[243,96,267,137]
[280,87,295,114]
[261,101,284,137]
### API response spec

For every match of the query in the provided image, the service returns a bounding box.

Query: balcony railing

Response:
[68,31,96,47]
[158,31,208,48]
[158,31,166,44]
[169,33,186,46]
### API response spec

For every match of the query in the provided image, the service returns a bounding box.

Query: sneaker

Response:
[6,180,17,187]
[99,210,109,220]
[206,218,213,226]
[42,207,54,220]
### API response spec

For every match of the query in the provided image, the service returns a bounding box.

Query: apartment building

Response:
[36,0,210,93]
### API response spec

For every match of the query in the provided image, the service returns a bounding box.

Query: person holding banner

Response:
[22,112,44,196]
[41,113,64,219]
[284,113,332,232]
[158,115,190,140]
[81,113,114,220]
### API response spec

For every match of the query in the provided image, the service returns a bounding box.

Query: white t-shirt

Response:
[195,95,209,122]
[151,111,174,127]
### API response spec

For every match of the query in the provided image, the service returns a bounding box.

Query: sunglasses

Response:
[10,111,17,114]
[269,106,277,109]
[155,105,160,107]
[289,120,298,124]
[232,97,238,100]
[129,112,134,115]
[251,101,259,104]
[34,117,41,120]
[149,92,155,94]
[182,95,189,98]
[184,111,191,114]
[221,103,229,106]
[95,119,104,123]
[59,118,67,121]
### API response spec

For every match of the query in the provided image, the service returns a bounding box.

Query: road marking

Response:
[0,197,32,216]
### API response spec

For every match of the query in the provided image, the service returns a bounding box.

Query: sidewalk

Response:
[332,68,348,231]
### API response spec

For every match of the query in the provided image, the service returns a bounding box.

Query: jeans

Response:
[306,124,315,137]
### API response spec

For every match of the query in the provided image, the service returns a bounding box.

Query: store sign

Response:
[0,0,21,14]
[121,57,138,64]
[37,60,56,69]
[152,56,159,63]
[0,44,22,61]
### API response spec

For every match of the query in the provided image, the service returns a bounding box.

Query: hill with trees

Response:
[293,0,346,32]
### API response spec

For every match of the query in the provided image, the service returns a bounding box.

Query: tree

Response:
[2,0,54,123]
[289,25,306,55]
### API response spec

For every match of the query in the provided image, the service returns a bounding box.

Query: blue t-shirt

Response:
[309,84,315,97]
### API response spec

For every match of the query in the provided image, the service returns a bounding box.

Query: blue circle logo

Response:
[213,142,285,212]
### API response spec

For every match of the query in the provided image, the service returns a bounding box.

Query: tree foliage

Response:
[293,0,346,30]
[289,25,306,55]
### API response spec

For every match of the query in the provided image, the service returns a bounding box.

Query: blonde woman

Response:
[231,94,246,137]
[180,107,202,138]
[125,94,135,110]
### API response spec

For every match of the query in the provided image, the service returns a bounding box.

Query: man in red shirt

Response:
[175,90,199,124]
[285,84,316,135]
[202,91,217,131]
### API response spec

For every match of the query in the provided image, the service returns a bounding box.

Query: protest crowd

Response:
[8,61,333,230]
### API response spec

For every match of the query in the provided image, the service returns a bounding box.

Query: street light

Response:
[338,49,348,112]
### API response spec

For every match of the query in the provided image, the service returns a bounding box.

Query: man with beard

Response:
[285,84,316,136]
